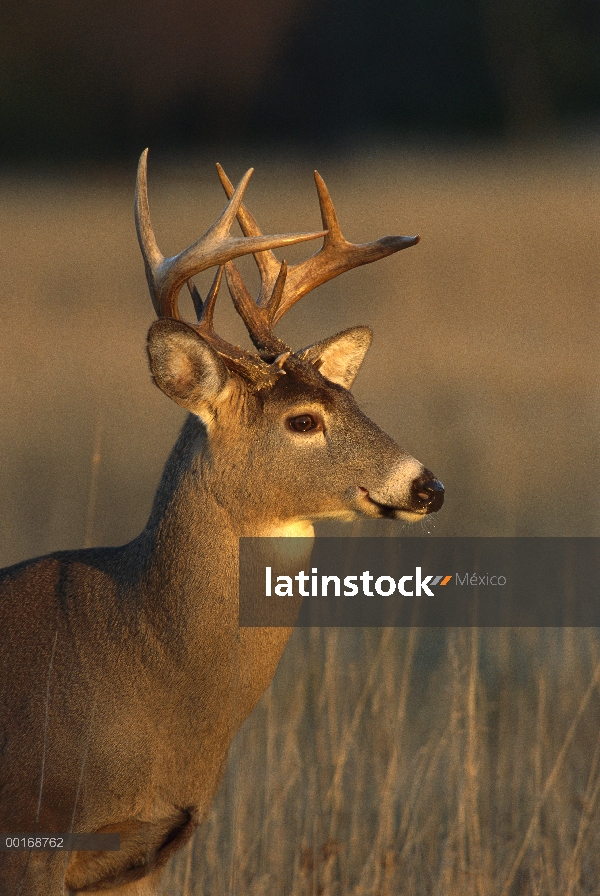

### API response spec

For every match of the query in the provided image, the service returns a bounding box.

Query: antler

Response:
[135,150,326,386]
[136,152,419,387]
[216,163,419,355]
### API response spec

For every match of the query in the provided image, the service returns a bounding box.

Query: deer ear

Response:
[297,326,373,389]
[147,319,230,410]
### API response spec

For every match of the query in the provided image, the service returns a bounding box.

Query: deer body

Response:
[0,156,443,895]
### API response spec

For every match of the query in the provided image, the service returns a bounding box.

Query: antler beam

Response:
[137,152,419,386]
[135,150,326,321]
[216,164,419,345]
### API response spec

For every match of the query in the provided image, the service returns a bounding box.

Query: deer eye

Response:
[287,414,320,433]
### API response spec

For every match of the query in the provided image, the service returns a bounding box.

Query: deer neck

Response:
[135,414,242,608]
[140,412,314,564]
[125,414,310,723]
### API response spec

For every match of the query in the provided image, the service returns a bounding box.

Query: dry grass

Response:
[0,145,599,894]
[163,629,600,896]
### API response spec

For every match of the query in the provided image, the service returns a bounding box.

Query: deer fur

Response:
[0,160,443,895]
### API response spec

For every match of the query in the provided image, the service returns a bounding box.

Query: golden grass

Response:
[0,146,599,894]
[162,628,600,896]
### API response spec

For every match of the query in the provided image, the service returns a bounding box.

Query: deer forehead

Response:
[212,371,346,424]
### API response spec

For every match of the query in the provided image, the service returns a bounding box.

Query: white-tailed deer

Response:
[0,152,444,895]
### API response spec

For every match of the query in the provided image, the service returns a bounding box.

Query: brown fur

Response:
[0,313,441,894]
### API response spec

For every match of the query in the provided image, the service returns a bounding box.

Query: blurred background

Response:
[1,0,600,162]
[1,2,600,894]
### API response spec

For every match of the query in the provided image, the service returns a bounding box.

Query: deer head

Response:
[135,150,444,536]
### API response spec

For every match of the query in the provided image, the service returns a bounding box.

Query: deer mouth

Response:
[356,488,423,519]
[357,481,444,519]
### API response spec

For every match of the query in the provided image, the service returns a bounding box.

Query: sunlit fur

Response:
[0,312,439,896]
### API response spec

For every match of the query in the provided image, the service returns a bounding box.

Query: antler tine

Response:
[216,162,419,329]
[135,150,326,322]
[216,163,282,309]
[186,280,205,320]
[224,259,289,356]
[135,149,164,314]
[182,265,284,389]
[270,172,420,324]
[187,265,223,328]
[216,162,298,356]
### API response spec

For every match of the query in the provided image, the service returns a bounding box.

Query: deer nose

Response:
[412,472,445,513]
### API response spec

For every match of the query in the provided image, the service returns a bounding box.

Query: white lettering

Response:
[375,575,396,596]
[295,571,309,597]
[399,575,413,596]
[360,570,374,596]
[322,575,341,596]
[312,568,318,597]
[275,576,293,597]
[416,566,434,597]
[344,575,358,596]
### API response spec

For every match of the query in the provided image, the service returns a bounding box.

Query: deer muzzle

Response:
[411,470,445,513]
[355,466,444,519]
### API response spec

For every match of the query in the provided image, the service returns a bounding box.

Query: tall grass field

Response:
[0,147,599,894]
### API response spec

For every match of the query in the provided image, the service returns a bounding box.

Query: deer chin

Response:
[353,487,428,521]
[393,508,430,521]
